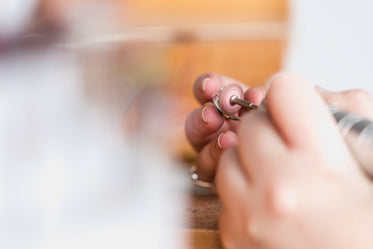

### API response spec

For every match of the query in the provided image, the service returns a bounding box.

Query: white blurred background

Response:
[0,1,187,248]
[286,0,373,94]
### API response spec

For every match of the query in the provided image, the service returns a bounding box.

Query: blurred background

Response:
[1,0,372,248]
[287,0,373,94]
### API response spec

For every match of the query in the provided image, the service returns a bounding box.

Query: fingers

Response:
[219,209,254,249]
[188,72,267,182]
[185,102,229,151]
[244,86,266,106]
[193,72,248,105]
[238,110,288,184]
[195,131,237,181]
[188,72,265,152]
[316,87,373,120]
[265,73,345,153]
[262,72,355,172]
[216,148,257,249]
[193,73,225,105]
[216,147,252,213]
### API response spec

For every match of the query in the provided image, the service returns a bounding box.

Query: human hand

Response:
[316,85,373,120]
[216,73,373,249]
[317,86,373,175]
[185,72,265,183]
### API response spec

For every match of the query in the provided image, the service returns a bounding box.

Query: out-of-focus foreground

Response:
[0,1,287,248]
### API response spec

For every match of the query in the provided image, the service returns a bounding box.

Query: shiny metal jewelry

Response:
[190,165,212,188]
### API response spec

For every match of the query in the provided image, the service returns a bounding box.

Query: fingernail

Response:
[201,105,209,123]
[265,71,288,89]
[217,132,224,149]
[256,85,267,94]
[201,77,210,92]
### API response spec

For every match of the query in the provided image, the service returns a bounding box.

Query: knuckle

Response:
[243,220,265,248]
[244,221,258,240]
[266,184,298,218]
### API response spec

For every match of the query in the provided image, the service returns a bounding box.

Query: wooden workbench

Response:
[185,194,222,249]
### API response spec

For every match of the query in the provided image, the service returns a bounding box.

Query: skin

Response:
[185,72,373,249]
[185,72,265,182]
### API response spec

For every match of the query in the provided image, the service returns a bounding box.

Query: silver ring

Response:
[212,92,241,121]
[190,165,212,188]
[212,86,259,121]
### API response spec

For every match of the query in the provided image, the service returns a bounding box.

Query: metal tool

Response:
[213,83,373,177]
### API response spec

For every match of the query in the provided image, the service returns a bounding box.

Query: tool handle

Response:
[329,106,373,177]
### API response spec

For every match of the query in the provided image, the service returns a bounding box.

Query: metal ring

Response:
[212,93,241,121]
[212,85,259,121]
[190,165,212,188]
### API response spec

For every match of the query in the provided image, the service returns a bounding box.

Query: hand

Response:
[316,85,373,120]
[185,72,266,183]
[216,72,373,249]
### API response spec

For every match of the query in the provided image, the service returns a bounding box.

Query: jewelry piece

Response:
[190,165,212,188]
[212,83,258,120]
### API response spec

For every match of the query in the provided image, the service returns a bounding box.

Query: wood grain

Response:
[184,195,223,249]
[185,194,221,230]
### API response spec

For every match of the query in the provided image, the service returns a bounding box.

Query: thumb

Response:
[265,73,355,171]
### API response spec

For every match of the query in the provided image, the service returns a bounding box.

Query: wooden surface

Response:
[185,229,222,249]
[186,194,221,230]
[185,194,223,249]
